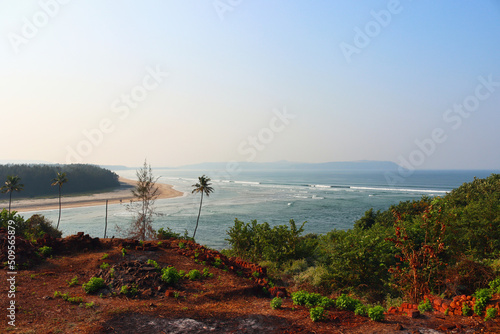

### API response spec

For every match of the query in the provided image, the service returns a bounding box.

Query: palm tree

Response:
[1,175,24,213]
[51,172,68,229]
[191,175,214,239]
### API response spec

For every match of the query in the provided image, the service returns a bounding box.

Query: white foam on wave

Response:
[351,186,449,194]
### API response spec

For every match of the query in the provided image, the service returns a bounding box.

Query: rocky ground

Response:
[1,231,500,333]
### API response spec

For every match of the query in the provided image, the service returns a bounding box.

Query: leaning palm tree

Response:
[191,175,214,239]
[51,172,68,229]
[1,175,24,213]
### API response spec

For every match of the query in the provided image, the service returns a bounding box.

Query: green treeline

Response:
[0,164,120,199]
[224,174,500,304]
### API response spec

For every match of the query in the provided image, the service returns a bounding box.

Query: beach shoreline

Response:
[3,177,184,213]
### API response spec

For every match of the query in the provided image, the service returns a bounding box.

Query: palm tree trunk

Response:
[192,192,204,239]
[56,187,62,229]
[8,192,12,214]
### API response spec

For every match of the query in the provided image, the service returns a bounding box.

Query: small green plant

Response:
[318,296,335,308]
[270,297,283,310]
[488,278,500,294]
[187,269,202,280]
[101,253,109,260]
[368,306,385,322]
[67,276,79,287]
[178,242,185,249]
[462,303,472,316]
[252,271,260,278]
[120,285,138,297]
[39,246,52,257]
[485,308,498,321]
[418,298,433,313]
[335,294,358,311]
[474,298,488,316]
[109,268,115,278]
[83,302,95,309]
[354,304,368,317]
[157,241,163,246]
[202,267,213,278]
[310,307,326,322]
[121,248,127,257]
[444,308,449,316]
[473,288,493,302]
[161,266,182,285]
[147,259,161,270]
[173,291,180,299]
[213,258,222,268]
[100,262,110,270]
[67,296,83,304]
[82,277,106,294]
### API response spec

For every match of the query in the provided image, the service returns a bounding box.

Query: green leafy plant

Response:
[488,278,500,294]
[161,266,182,285]
[318,296,335,308]
[67,296,83,304]
[213,258,222,268]
[121,248,127,257]
[485,308,498,321]
[462,303,472,316]
[101,253,109,260]
[39,246,52,257]
[474,298,488,316]
[310,307,326,322]
[187,269,202,281]
[202,267,213,278]
[82,277,106,294]
[444,308,449,316]
[120,285,138,297]
[335,294,358,311]
[368,306,385,322]
[270,297,283,310]
[178,242,186,249]
[109,268,115,278]
[147,259,161,270]
[67,276,79,287]
[100,262,110,270]
[252,271,260,278]
[418,298,433,313]
[354,303,368,317]
[83,302,95,309]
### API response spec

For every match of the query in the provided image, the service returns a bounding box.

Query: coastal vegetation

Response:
[0,164,119,199]
[224,174,500,305]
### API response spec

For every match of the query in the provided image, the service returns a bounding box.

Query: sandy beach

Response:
[3,177,184,213]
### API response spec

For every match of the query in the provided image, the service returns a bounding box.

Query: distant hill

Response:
[177,160,399,171]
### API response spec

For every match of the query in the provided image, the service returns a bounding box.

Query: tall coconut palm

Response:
[191,175,214,239]
[1,175,24,213]
[51,172,68,229]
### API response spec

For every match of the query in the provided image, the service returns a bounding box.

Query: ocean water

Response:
[20,169,498,250]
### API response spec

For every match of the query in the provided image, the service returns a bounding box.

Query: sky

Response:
[1,0,499,169]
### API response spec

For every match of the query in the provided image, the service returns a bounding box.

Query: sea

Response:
[20,169,498,250]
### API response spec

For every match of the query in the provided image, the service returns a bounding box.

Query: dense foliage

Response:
[0,164,120,199]
[0,209,61,240]
[225,174,500,304]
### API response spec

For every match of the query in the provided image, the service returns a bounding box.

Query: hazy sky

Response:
[1,1,499,169]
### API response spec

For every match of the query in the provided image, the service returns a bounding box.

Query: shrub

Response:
[161,267,181,285]
[368,306,385,322]
[291,290,323,308]
[120,285,138,297]
[202,267,213,278]
[474,298,488,316]
[39,246,52,257]
[187,270,202,281]
[462,303,472,316]
[485,308,498,321]
[82,277,105,294]
[270,297,282,310]
[335,294,358,311]
[489,278,500,294]
[473,288,493,302]
[418,298,433,313]
[354,304,368,317]
[310,307,326,322]
[318,296,336,308]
